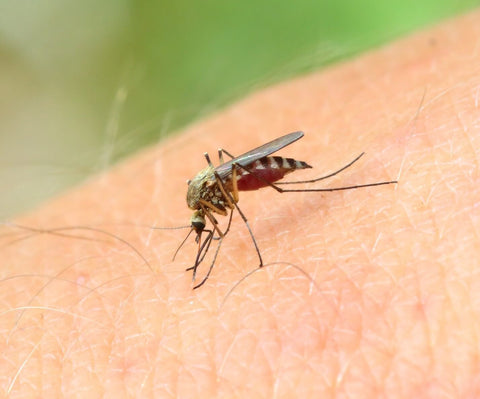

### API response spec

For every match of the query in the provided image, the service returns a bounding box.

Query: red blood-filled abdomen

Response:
[236,156,311,191]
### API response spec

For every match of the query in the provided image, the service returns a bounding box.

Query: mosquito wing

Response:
[215,131,304,179]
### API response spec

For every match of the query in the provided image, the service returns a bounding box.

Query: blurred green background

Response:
[1,0,478,217]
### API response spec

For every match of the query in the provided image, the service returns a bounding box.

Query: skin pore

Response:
[2,9,480,398]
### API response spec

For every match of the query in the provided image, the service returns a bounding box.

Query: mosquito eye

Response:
[192,220,205,231]
[191,211,206,232]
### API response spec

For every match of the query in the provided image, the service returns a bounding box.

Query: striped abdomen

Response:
[236,156,311,191]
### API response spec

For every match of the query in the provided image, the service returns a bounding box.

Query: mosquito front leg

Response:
[199,203,226,237]
[193,235,224,289]
[204,152,214,167]
[230,164,239,203]
[190,229,214,282]
[220,206,235,237]
[186,208,234,283]
[190,207,238,289]
[186,229,213,271]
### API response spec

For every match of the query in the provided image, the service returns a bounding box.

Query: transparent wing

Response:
[215,131,304,179]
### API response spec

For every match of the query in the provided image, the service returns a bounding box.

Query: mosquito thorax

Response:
[186,165,216,210]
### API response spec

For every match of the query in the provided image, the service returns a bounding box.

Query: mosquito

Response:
[181,131,396,288]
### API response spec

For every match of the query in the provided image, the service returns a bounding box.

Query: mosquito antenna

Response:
[151,225,191,230]
[277,152,365,185]
[172,228,194,261]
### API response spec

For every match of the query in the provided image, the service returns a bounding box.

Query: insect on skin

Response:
[182,131,397,288]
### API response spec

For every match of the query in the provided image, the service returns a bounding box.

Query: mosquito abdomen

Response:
[236,156,311,191]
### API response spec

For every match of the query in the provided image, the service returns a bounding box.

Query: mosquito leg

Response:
[193,234,224,289]
[207,207,235,241]
[216,148,239,165]
[200,204,226,237]
[195,209,234,264]
[218,148,238,164]
[218,148,236,160]
[188,205,232,272]
[187,229,214,279]
[232,198,263,266]
[218,149,225,164]
[188,205,233,269]
[213,169,263,267]
[185,230,221,280]
[276,181,398,193]
[212,164,239,204]
[204,152,214,167]
[232,162,397,194]
[222,202,235,237]
[197,230,215,269]
[230,163,239,203]
[277,152,365,185]
[186,209,234,286]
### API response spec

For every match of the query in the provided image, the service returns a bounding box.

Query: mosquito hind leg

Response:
[232,161,397,194]
[276,152,365,185]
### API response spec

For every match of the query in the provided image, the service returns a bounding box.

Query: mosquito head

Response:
[190,210,206,234]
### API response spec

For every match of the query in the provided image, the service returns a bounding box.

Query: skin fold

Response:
[1,9,480,398]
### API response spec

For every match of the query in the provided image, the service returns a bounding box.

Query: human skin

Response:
[2,10,480,399]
